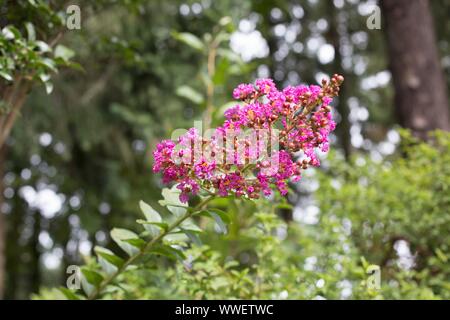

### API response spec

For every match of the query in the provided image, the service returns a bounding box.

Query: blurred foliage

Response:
[316,130,450,299]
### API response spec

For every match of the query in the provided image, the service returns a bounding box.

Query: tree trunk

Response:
[381,0,450,139]
[0,147,5,299]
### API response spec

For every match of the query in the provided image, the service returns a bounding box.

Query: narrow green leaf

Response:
[81,276,94,296]
[2,26,20,40]
[110,228,141,256]
[138,200,162,237]
[94,246,124,275]
[150,245,186,261]
[44,81,53,94]
[176,85,204,105]
[25,22,36,41]
[159,187,187,217]
[35,40,52,53]
[209,212,228,234]
[164,232,189,243]
[184,230,202,246]
[196,208,231,224]
[217,48,242,63]
[180,219,202,233]
[0,71,13,82]
[136,219,169,232]
[81,268,104,287]
[122,238,146,249]
[39,58,57,72]
[55,44,75,61]
[172,32,205,51]
[38,72,54,94]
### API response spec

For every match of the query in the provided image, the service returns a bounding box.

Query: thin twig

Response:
[0,80,31,148]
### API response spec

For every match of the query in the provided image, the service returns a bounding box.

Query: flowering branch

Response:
[87,195,215,300]
[153,75,344,203]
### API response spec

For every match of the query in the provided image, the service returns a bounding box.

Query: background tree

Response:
[381,0,450,139]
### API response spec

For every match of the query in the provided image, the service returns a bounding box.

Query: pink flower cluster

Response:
[153,75,344,202]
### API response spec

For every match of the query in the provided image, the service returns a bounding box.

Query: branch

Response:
[87,195,214,300]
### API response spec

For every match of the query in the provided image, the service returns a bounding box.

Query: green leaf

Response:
[25,22,36,41]
[184,230,202,246]
[2,26,20,40]
[44,81,53,94]
[219,16,232,27]
[110,228,141,256]
[159,187,187,217]
[35,40,52,53]
[136,220,169,232]
[58,287,81,300]
[150,244,186,261]
[435,248,448,263]
[197,208,231,224]
[210,276,229,290]
[55,44,75,61]
[0,71,13,82]
[94,246,124,275]
[196,208,230,233]
[122,238,146,249]
[209,211,228,234]
[164,232,189,243]
[176,85,204,105]
[38,73,50,83]
[276,203,294,210]
[39,58,57,72]
[139,200,162,237]
[217,48,242,63]
[172,32,205,51]
[81,268,104,287]
[180,219,202,233]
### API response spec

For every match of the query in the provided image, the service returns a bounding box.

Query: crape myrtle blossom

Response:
[153,75,344,202]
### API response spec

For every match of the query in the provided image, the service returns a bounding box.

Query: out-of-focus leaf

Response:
[197,208,231,224]
[159,187,187,217]
[184,230,202,246]
[150,244,186,260]
[81,268,104,287]
[172,32,205,51]
[139,200,162,237]
[55,44,75,61]
[58,287,82,300]
[0,71,13,81]
[25,22,36,41]
[35,40,52,53]
[2,26,20,40]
